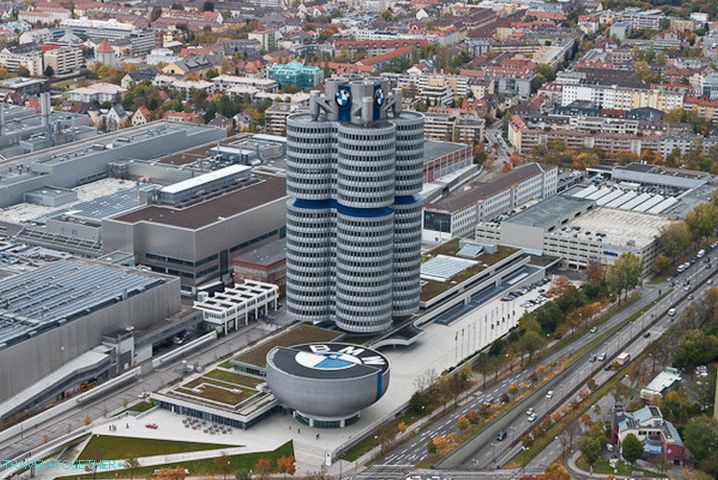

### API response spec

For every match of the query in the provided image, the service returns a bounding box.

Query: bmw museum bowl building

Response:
[266,342,390,428]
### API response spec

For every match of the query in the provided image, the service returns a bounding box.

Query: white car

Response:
[545,390,554,399]
[528,414,537,422]
[590,327,597,333]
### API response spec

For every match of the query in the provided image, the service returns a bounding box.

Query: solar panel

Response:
[420,255,478,282]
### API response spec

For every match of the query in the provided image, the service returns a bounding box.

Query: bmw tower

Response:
[285,77,424,333]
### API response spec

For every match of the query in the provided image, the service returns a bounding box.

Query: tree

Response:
[578,434,602,467]
[16,66,30,77]
[44,65,54,78]
[253,457,273,479]
[519,330,545,361]
[606,253,642,303]
[124,457,140,480]
[683,416,718,464]
[214,453,233,480]
[685,203,718,241]
[202,1,215,11]
[457,415,469,430]
[673,329,718,368]
[544,463,571,480]
[657,222,692,260]
[276,456,295,477]
[621,433,643,464]
[234,470,252,480]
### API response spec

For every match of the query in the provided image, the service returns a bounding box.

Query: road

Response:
[0,316,291,463]
[354,283,663,479]
[463,259,709,471]
[356,256,711,480]
[481,120,513,179]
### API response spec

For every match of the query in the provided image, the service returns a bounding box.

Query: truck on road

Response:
[616,352,631,366]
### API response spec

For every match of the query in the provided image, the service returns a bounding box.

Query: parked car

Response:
[590,327,597,333]
[545,390,554,399]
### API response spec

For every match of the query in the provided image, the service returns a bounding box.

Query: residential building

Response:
[0,46,43,76]
[612,405,685,465]
[67,83,126,104]
[120,70,157,89]
[640,368,683,401]
[248,30,277,52]
[610,21,631,41]
[131,106,151,126]
[285,78,424,333]
[94,40,117,68]
[423,113,485,143]
[267,62,323,90]
[212,75,278,93]
[264,102,293,135]
[43,46,84,76]
[18,6,71,24]
[423,163,558,244]
[161,55,219,76]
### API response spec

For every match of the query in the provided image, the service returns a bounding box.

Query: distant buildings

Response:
[67,83,126,104]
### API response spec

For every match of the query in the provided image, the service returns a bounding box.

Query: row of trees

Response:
[655,190,718,273]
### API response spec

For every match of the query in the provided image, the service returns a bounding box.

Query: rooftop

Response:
[232,323,340,368]
[558,207,672,248]
[427,163,552,214]
[0,259,166,348]
[505,195,593,229]
[423,140,470,165]
[420,239,519,302]
[232,238,286,267]
[112,174,286,229]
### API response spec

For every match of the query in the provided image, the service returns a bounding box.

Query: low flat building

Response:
[475,195,673,276]
[232,238,286,293]
[194,280,279,335]
[640,368,682,401]
[0,259,180,408]
[423,162,558,244]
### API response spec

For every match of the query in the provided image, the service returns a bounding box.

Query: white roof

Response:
[160,164,251,194]
[69,82,126,95]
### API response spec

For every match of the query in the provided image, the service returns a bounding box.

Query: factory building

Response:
[0,259,181,414]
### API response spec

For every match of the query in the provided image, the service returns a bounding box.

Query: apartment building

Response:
[423,162,558,244]
[424,113,485,143]
[0,46,43,76]
[43,46,84,76]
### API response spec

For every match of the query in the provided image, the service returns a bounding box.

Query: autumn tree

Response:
[276,456,296,477]
[685,202,718,241]
[606,253,642,303]
[544,463,571,480]
[253,457,273,479]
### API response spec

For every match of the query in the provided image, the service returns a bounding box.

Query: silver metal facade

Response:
[285,78,424,333]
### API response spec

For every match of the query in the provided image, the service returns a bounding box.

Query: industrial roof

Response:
[0,259,165,348]
[159,164,251,195]
[427,163,553,214]
[420,254,477,282]
[507,195,594,229]
[112,174,286,229]
[423,140,469,164]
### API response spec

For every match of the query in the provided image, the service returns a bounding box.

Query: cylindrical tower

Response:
[285,77,424,333]
[335,209,395,333]
[285,199,335,323]
[286,114,336,200]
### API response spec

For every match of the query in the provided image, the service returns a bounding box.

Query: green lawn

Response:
[63,441,293,480]
[576,455,664,477]
[127,401,154,413]
[234,323,340,368]
[78,436,235,461]
[204,369,262,388]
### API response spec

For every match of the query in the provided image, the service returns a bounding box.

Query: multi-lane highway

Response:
[355,256,712,480]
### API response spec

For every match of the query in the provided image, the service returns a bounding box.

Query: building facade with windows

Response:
[285,78,424,333]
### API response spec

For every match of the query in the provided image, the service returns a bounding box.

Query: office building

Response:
[268,62,324,90]
[285,78,424,333]
[423,163,558,244]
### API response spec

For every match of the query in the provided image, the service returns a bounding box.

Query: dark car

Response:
[496,430,508,442]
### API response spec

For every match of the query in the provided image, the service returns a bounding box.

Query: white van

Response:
[668,308,676,316]
[697,249,706,258]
